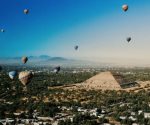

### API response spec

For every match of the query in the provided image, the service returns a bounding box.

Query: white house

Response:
[119,116,127,120]
[138,110,143,115]
[102,123,111,125]
[129,116,137,121]
[144,113,150,118]
[132,123,139,125]
[131,112,136,116]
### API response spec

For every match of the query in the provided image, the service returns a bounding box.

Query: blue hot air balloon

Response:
[9,71,17,80]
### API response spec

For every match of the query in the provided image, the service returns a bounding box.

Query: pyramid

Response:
[76,71,122,90]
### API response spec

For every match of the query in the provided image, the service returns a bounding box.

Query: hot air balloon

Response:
[122,4,128,12]
[74,45,78,50]
[19,71,33,86]
[1,29,4,33]
[126,37,131,42]
[22,56,28,64]
[24,9,29,14]
[54,66,60,73]
[9,71,17,80]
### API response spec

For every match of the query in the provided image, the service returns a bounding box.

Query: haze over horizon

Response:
[1,0,150,66]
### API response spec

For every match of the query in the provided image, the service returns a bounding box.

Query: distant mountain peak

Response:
[39,55,50,58]
[48,57,67,61]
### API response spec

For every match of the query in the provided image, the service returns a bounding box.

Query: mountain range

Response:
[0,55,116,67]
[0,55,68,63]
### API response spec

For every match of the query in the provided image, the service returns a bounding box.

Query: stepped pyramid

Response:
[76,71,122,90]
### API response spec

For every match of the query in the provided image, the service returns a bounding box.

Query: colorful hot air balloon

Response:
[24,9,29,14]
[22,57,28,64]
[74,45,78,50]
[9,71,17,80]
[19,71,33,86]
[122,4,128,12]
[126,37,131,42]
[54,66,60,73]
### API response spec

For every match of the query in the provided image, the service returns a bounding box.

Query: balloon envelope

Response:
[54,66,60,73]
[126,37,131,42]
[24,9,29,14]
[9,71,17,79]
[22,57,28,64]
[74,45,78,50]
[19,71,33,86]
[122,5,128,12]
[1,29,4,32]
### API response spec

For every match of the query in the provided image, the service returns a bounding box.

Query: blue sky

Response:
[0,0,150,64]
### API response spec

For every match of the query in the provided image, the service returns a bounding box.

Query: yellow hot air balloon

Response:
[19,71,33,86]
